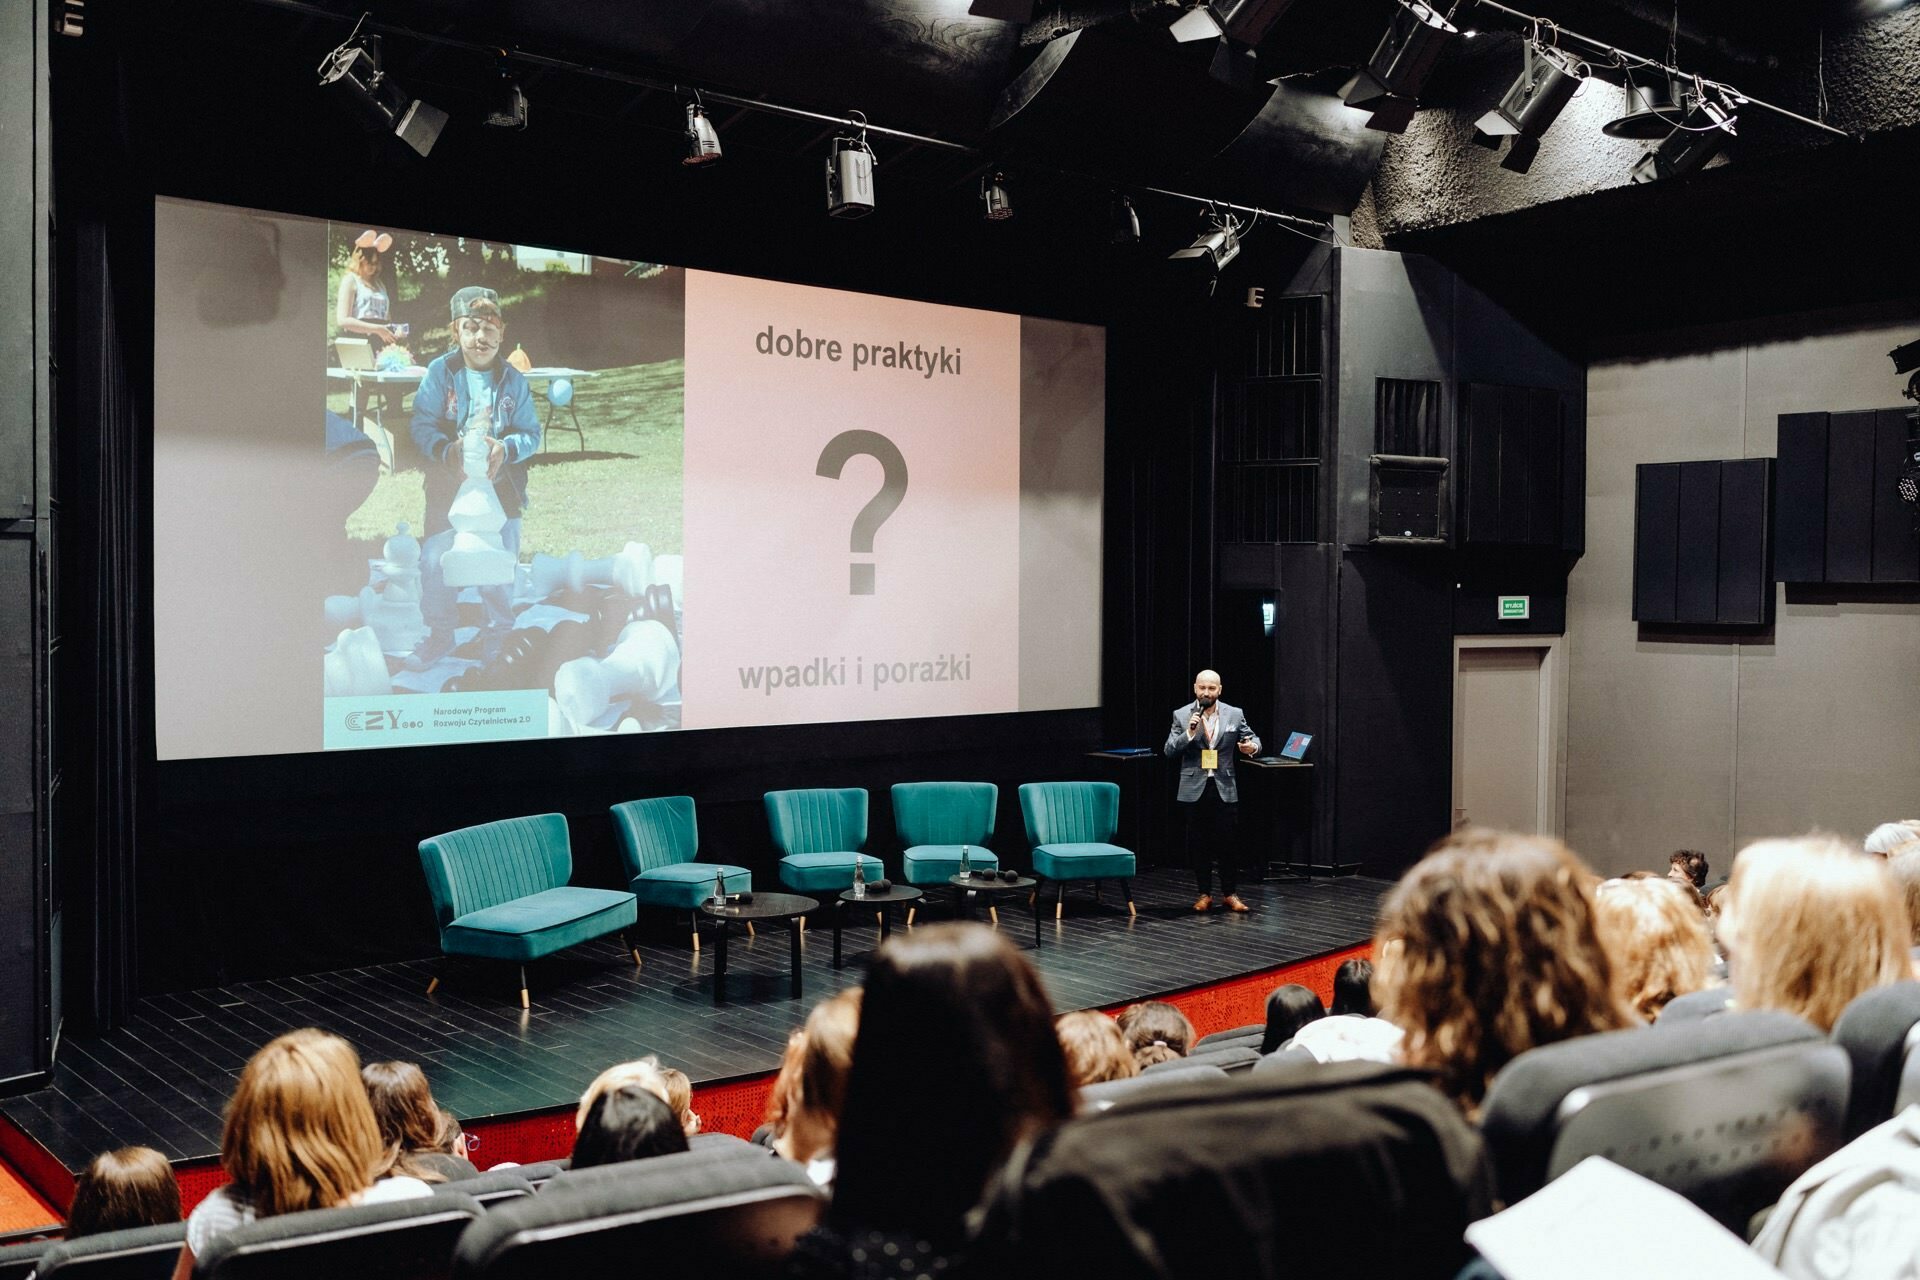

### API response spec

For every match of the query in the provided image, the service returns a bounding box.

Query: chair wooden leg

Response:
[426,973,440,996]
[989,905,1000,925]
[691,912,701,952]
[747,922,757,938]
[1093,880,1103,903]
[620,929,643,967]
[1124,878,1136,917]
[907,907,917,927]
[1056,881,1066,920]
[518,966,530,1010]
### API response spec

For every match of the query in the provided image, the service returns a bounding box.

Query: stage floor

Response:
[1,870,1387,1173]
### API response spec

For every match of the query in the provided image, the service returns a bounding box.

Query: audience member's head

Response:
[1888,843,1920,947]
[657,1066,701,1136]
[1260,984,1326,1055]
[66,1147,180,1238]
[1667,849,1709,889]
[1375,829,1635,1115]
[1720,835,1911,1030]
[1865,820,1920,858]
[1704,882,1729,917]
[1055,1010,1136,1089]
[575,1057,671,1130]
[1117,1000,1195,1070]
[831,924,1071,1244]
[360,1060,462,1181]
[569,1085,689,1169]
[221,1029,388,1217]
[1330,958,1377,1018]
[1593,876,1716,1021]
[771,988,862,1167]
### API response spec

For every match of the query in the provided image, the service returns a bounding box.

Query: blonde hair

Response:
[221,1030,386,1218]
[1865,821,1920,857]
[770,988,862,1165]
[1887,843,1920,945]
[1593,877,1716,1020]
[657,1067,698,1135]
[575,1058,671,1130]
[1376,829,1635,1114]
[1721,835,1911,1031]
[1055,1010,1137,1089]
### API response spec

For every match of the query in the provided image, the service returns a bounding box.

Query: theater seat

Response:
[31,1221,184,1280]
[452,1147,824,1280]
[1193,1024,1264,1051]
[1479,1010,1849,1232]
[430,1170,534,1208]
[1017,782,1135,920]
[0,1235,56,1280]
[764,789,883,895]
[1830,980,1920,1138]
[194,1191,484,1280]
[981,1062,1493,1280]
[609,796,752,951]
[1078,1062,1228,1110]
[419,813,640,1008]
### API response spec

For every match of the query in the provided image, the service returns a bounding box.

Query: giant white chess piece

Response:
[439,417,516,588]
[324,625,391,697]
[360,522,429,654]
[552,618,679,729]
[526,542,656,601]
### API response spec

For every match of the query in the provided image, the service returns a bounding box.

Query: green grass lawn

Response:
[334,358,684,561]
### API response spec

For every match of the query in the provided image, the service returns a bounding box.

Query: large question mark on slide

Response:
[815,429,909,595]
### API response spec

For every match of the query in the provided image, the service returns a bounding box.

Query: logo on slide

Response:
[344,709,422,732]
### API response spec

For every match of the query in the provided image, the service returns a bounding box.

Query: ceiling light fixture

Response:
[316,14,448,158]
[1341,2,1460,133]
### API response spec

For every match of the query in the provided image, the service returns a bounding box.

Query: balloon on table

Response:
[547,378,573,408]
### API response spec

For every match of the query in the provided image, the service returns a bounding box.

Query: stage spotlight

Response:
[1169,208,1243,285]
[826,117,878,219]
[485,58,528,131]
[1218,0,1298,47]
[981,172,1013,221]
[317,28,448,158]
[684,101,722,166]
[968,0,1035,19]
[1169,2,1226,43]
[1341,2,1459,133]
[1602,73,1682,139]
[1109,194,1142,246]
[1629,84,1737,183]
[1475,41,1582,140]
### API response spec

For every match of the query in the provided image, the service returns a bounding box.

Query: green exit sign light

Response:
[1498,595,1530,621]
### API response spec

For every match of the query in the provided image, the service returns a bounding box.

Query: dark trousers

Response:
[1183,782,1241,896]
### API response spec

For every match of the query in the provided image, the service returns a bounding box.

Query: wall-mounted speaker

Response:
[1369,454,1449,544]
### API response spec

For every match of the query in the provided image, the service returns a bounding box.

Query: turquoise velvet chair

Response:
[764,788,884,895]
[418,813,640,1008]
[609,795,752,952]
[894,782,1000,922]
[1018,781,1136,919]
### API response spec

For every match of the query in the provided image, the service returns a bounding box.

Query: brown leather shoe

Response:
[1191,894,1213,913]
[1224,895,1250,913]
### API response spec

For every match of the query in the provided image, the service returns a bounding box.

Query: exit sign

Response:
[1498,595,1531,621]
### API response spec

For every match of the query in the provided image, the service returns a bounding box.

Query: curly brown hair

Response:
[1375,829,1635,1115]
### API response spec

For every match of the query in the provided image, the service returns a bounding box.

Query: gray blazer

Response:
[1163,701,1260,803]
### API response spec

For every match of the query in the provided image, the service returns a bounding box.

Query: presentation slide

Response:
[152,198,1104,760]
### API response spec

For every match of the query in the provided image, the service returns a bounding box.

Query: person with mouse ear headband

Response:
[337,228,402,346]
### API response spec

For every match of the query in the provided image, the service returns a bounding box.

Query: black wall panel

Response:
[1773,412,1828,582]
[1459,382,1568,549]
[1716,460,1772,625]
[1872,408,1920,582]
[1675,462,1722,622]
[1634,459,1773,626]
[1633,464,1681,623]
[1825,411,1878,583]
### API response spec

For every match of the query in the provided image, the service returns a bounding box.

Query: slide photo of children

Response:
[320,225,686,748]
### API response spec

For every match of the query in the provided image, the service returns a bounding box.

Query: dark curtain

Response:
[55,11,153,1029]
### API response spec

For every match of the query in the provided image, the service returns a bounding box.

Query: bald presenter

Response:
[1163,669,1260,913]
